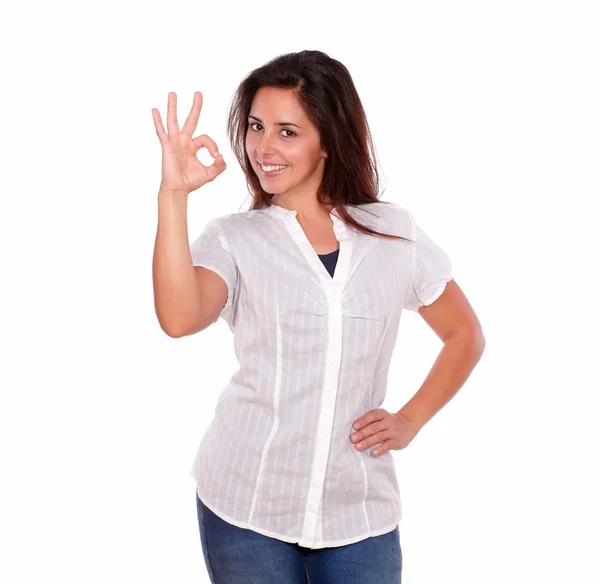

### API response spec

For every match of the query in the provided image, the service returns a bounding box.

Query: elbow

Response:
[156,314,193,338]
[159,316,214,338]
[473,325,486,352]
[155,305,208,338]
[159,321,185,339]
[471,329,486,356]
[449,327,486,355]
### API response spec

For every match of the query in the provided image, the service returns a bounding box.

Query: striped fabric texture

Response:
[188,201,453,549]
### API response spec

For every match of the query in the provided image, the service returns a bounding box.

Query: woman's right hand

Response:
[152,91,227,195]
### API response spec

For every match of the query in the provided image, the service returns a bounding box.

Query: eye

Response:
[248,122,295,138]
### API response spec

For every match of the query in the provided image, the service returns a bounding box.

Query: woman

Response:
[152,50,485,584]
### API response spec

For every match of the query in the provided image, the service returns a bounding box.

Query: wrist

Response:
[395,408,425,434]
[158,185,189,199]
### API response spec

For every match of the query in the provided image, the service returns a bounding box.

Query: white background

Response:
[2,1,599,582]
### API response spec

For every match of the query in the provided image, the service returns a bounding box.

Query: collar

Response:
[261,203,343,220]
[259,202,375,290]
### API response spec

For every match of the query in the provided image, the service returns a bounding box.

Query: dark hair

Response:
[226,50,412,243]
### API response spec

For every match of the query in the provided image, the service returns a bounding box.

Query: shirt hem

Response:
[196,483,402,550]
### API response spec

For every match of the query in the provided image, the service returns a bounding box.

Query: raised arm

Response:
[151,91,228,337]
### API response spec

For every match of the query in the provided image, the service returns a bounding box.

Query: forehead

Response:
[250,87,307,120]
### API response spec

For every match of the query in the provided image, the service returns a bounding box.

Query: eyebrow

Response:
[248,115,301,128]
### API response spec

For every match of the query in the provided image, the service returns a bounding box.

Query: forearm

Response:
[397,331,485,433]
[152,189,201,337]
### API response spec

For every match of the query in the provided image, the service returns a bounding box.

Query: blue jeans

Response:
[196,491,402,583]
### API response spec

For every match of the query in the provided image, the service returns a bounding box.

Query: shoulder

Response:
[346,201,414,238]
[208,208,266,232]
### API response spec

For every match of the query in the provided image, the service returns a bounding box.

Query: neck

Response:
[270,195,336,221]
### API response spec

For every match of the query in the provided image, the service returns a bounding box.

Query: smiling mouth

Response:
[258,163,289,177]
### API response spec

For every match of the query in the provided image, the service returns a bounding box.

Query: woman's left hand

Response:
[349,409,419,456]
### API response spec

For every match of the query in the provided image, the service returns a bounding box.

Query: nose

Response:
[257,129,278,157]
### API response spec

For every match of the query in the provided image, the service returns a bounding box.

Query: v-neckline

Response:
[318,248,340,257]
[260,202,376,294]
[262,203,353,294]
[283,208,350,288]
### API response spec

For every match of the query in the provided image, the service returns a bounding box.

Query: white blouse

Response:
[188,201,453,549]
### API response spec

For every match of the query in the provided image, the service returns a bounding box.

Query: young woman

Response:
[152,50,485,584]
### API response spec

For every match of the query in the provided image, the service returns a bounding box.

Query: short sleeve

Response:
[189,218,238,325]
[403,219,453,312]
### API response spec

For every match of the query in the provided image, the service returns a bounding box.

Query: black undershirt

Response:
[317,248,340,278]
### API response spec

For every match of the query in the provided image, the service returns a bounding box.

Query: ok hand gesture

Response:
[152,91,226,195]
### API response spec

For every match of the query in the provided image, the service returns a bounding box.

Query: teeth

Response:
[260,163,287,172]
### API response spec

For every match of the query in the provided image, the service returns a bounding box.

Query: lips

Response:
[258,163,288,178]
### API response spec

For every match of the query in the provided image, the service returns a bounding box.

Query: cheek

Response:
[293,141,322,162]
[284,143,313,166]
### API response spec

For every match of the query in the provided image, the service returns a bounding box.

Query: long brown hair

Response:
[226,50,412,243]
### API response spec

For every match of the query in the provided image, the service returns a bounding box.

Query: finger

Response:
[203,153,227,181]
[351,419,387,442]
[182,91,202,137]
[353,417,366,430]
[354,430,390,452]
[353,409,384,430]
[191,134,220,159]
[152,108,168,146]
[166,92,181,136]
